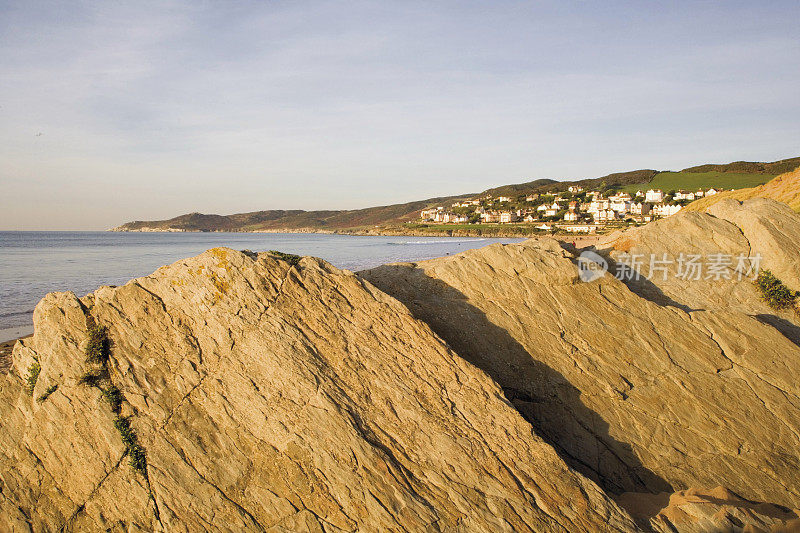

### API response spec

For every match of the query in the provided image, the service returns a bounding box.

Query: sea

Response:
[0,231,522,341]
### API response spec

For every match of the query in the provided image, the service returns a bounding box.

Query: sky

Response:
[1,1,799,230]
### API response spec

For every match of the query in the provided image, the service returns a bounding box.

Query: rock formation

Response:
[362,202,800,510]
[0,249,636,532]
[598,198,800,313]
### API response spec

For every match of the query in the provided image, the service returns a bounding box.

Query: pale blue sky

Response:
[1,1,799,229]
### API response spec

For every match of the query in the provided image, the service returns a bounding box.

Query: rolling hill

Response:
[686,165,800,213]
[112,156,800,232]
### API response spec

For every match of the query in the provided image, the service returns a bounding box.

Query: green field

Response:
[619,171,773,195]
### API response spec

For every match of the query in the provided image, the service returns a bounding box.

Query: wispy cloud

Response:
[1,0,799,229]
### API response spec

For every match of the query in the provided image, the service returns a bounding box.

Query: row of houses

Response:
[419,187,725,231]
[639,188,720,203]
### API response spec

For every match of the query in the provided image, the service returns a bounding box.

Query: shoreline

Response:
[110,226,612,240]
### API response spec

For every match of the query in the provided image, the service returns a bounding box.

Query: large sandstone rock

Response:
[599,198,800,303]
[361,233,800,509]
[0,249,637,532]
[595,199,800,347]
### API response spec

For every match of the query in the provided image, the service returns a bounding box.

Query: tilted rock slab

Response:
[598,198,800,313]
[0,249,637,532]
[361,236,800,509]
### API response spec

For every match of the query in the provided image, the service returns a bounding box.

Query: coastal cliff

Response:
[2,200,800,531]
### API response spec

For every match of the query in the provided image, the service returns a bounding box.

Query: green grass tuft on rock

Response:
[37,384,58,403]
[78,369,103,388]
[85,325,111,365]
[102,385,124,414]
[756,270,798,310]
[268,250,302,266]
[25,360,41,396]
[113,415,148,475]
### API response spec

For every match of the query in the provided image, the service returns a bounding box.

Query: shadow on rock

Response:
[755,314,800,348]
[363,268,672,497]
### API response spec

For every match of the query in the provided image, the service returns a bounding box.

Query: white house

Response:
[630,202,651,215]
[568,186,584,193]
[545,202,560,217]
[674,190,696,201]
[497,196,513,203]
[705,188,719,196]
[610,199,631,214]
[645,189,664,203]
[653,204,683,217]
[525,194,539,202]
[499,212,519,223]
[609,192,632,202]
[420,208,439,220]
[563,211,580,222]
[589,198,610,212]
[480,211,500,223]
[593,209,616,222]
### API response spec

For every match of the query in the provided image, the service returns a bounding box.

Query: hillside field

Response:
[620,171,773,195]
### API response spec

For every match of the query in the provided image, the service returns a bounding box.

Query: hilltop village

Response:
[420,186,722,233]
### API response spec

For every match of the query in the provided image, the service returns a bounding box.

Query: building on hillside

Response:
[524,214,537,223]
[568,186,584,193]
[497,196,513,203]
[525,194,540,202]
[537,204,548,212]
[433,211,453,223]
[695,189,705,198]
[705,188,719,196]
[593,209,617,223]
[609,192,632,202]
[545,202,560,217]
[499,211,519,223]
[480,211,500,223]
[635,190,645,198]
[653,204,683,217]
[645,189,664,203]
[452,214,469,223]
[589,198,610,212]
[674,190,696,201]
[610,199,631,214]
[563,210,580,222]
[420,208,443,220]
[630,202,651,215]
[568,200,579,211]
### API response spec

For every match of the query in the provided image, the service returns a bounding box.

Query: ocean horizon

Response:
[0,231,522,340]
